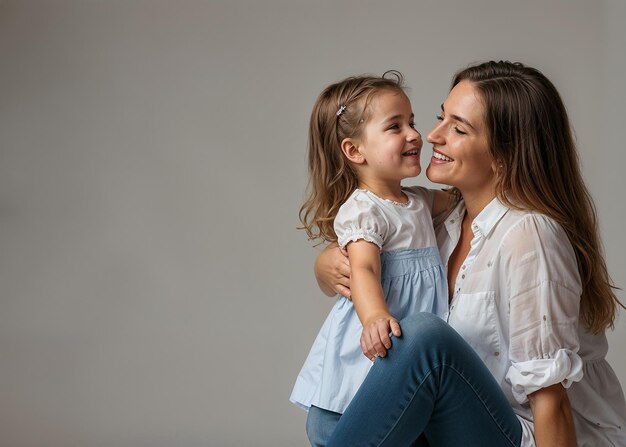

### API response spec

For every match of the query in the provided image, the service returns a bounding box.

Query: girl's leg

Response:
[306,406,342,447]
[327,313,522,447]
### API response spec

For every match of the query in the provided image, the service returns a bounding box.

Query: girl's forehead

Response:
[368,90,411,114]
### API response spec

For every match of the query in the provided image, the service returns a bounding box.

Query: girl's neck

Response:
[358,179,406,203]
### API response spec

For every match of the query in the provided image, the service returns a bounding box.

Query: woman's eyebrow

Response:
[441,104,475,130]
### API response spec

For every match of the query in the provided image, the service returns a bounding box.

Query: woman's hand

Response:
[360,314,402,361]
[314,243,351,298]
[528,383,577,446]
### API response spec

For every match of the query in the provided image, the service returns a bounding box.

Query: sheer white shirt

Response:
[437,198,626,446]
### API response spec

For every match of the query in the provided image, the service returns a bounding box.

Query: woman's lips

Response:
[431,150,453,163]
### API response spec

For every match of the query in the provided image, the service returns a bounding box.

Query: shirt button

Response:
[461,265,466,270]
[461,274,465,279]
[450,219,455,224]
[543,315,547,321]
[494,351,500,357]
[450,305,455,311]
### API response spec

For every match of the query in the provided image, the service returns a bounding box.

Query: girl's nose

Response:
[408,127,422,142]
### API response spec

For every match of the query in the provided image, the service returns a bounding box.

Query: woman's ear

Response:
[341,138,365,164]
[492,159,504,174]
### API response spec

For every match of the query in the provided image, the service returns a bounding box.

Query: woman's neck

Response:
[459,187,497,221]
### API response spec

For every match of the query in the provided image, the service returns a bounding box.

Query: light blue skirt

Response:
[290,247,448,414]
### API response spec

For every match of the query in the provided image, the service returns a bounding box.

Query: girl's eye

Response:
[388,124,399,130]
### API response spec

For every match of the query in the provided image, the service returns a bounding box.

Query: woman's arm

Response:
[528,384,577,447]
[314,243,351,298]
[431,189,453,218]
[346,240,401,360]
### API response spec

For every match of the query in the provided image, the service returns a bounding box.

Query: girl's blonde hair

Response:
[453,61,623,332]
[300,72,405,243]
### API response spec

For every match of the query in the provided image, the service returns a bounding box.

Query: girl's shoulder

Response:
[402,185,430,197]
[402,185,434,207]
[337,189,386,221]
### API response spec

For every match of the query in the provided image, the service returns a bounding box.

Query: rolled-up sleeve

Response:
[503,215,584,404]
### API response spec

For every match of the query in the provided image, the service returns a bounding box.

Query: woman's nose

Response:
[427,123,443,144]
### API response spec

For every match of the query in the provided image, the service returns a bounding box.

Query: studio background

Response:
[1,1,625,446]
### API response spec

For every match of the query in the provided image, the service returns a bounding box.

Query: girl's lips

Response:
[402,149,420,156]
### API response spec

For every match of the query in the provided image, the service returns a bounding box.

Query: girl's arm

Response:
[314,243,351,298]
[346,240,401,360]
[529,384,577,446]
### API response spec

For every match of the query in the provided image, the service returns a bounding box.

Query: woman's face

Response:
[426,80,497,196]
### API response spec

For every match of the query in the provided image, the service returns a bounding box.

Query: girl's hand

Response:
[314,243,351,298]
[360,314,402,361]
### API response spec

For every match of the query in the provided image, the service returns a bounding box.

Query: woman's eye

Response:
[409,122,416,128]
[388,124,399,130]
[435,114,444,121]
[454,127,467,135]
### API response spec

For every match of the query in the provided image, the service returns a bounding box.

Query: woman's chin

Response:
[426,164,450,185]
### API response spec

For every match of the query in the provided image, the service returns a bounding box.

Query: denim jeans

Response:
[306,406,342,447]
[307,405,428,447]
[323,312,522,447]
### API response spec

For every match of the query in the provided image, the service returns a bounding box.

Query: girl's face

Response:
[355,90,423,184]
[426,80,496,195]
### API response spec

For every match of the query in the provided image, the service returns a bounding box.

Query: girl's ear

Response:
[341,138,365,164]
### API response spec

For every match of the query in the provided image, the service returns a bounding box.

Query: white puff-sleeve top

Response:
[436,198,626,447]
[334,187,437,251]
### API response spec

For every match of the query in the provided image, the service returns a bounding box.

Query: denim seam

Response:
[377,363,519,447]
[376,367,436,447]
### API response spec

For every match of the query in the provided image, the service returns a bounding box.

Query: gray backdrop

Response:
[1,1,625,446]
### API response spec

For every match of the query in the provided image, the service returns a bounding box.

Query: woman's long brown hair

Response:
[299,72,405,243]
[453,61,622,332]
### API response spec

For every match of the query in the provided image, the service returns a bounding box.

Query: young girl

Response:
[289,72,450,446]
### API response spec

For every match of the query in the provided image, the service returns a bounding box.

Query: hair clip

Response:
[336,105,347,117]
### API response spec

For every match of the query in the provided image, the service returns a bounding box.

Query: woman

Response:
[314,61,626,446]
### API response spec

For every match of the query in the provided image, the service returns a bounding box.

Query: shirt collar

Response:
[472,197,509,237]
[441,199,466,234]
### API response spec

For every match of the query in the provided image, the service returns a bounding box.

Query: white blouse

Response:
[437,198,626,447]
[334,187,436,251]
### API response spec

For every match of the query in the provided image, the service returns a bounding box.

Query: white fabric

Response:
[507,349,584,404]
[436,197,626,447]
[335,187,436,252]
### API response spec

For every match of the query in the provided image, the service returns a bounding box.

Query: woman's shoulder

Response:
[502,209,567,241]
[498,208,581,292]
[499,209,576,266]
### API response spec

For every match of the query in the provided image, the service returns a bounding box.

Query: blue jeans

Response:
[307,406,428,447]
[306,406,342,447]
[322,312,522,447]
